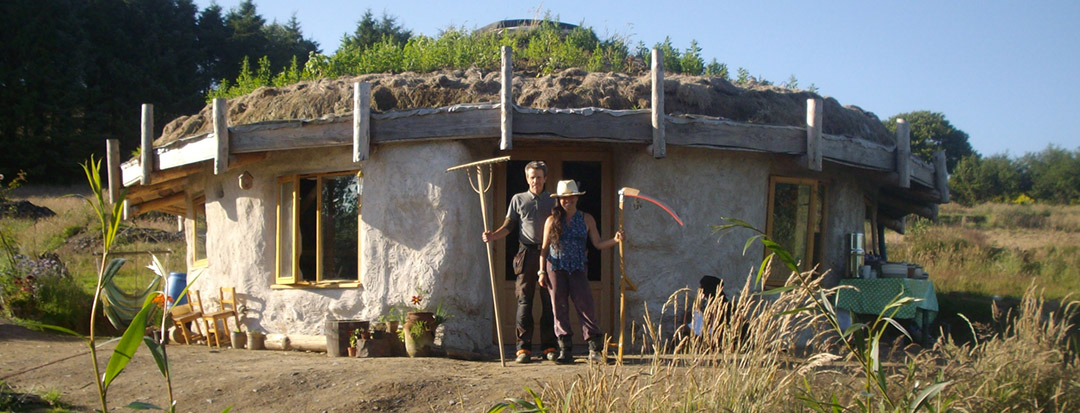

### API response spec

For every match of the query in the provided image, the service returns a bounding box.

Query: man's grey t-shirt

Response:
[507,191,555,245]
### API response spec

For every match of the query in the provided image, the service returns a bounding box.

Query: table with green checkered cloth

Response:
[834,278,938,327]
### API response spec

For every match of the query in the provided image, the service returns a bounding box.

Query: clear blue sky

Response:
[195,0,1080,157]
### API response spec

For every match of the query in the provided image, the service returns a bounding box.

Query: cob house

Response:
[107,47,948,354]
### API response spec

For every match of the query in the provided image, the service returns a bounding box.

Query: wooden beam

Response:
[895,118,910,189]
[107,139,121,204]
[140,104,154,185]
[651,48,666,159]
[373,109,500,143]
[353,82,371,162]
[934,150,950,203]
[130,192,186,216]
[500,46,513,151]
[213,98,229,175]
[806,98,823,171]
[126,177,186,204]
[879,214,906,234]
[879,192,938,220]
[515,110,651,141]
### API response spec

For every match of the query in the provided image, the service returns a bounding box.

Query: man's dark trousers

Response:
[516,244,556,353]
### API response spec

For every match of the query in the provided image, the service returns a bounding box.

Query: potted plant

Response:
[231,327,247,349]
[247,329,266,350]
[401,287,453,357]
[347,329,361,357]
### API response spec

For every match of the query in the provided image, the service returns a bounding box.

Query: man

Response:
[483,161,557,363]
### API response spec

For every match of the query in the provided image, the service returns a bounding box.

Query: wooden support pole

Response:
[213,98,229,175]
[500,46,513,151]
[895,118,911,188]
[106,139,121,204]
[650,48,666,159]
[353,82,371,162]
[140,104,154,185]
[806,98,823,171]
[934,150,950,203]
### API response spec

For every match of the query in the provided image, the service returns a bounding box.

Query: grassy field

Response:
[889,203,1080,301]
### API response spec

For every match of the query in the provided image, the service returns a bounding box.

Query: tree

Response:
[0,0,89,181]
[340,9,412,52]
[1021,146,1080,204]
[884,111,976,173]
[262,15,320,73]
[949,154,1026,205]
[196,3,230,85]
[679,40,704,75]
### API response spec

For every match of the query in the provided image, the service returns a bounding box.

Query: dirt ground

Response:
[0,320,592,412]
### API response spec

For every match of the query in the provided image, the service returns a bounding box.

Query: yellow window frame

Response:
[275,171,362,288]
[764,176,826,286]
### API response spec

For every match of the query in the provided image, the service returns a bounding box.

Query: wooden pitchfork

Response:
[446,155,511,366]
[611,187,684,364]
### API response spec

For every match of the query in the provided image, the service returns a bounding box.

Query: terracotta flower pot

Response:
[403,312,436,357]
[347,346,358,357]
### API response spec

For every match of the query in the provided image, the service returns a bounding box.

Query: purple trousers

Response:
[545,266,603,341]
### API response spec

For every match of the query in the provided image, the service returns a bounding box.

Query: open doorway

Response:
[491,148,613,346]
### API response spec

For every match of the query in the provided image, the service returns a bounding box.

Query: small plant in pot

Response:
[347,329,361,357]
[400,287,453,357]
[231,327,247,349]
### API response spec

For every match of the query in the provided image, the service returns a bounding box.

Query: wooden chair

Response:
[202,287,240,348]
[169,298,204,345]
[188,290,221,348]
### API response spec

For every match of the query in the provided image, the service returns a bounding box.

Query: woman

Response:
[539,180,623,364]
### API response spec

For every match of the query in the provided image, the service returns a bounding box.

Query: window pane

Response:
[298,178,319,281]
[771,182,811,267]
[278,181,294,281]
[320,175,359,280]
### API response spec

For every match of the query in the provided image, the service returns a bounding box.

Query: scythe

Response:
[446,155,511,366]
[612,187,684,364]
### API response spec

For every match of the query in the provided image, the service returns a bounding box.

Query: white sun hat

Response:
[551,180,586,197]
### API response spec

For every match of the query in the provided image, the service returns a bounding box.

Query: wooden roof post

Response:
[806,98,823,171]
[895,118,911,188]
[934,150,950,203]
[353,81,371,162]
[500,46,513,151]
[140,104,153,185]
[651,48,666,159]
[213,98,229,175]
[106,139,121,204]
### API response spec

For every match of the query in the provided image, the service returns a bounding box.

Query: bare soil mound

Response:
[0,201,56,220]
[161,68,893,146]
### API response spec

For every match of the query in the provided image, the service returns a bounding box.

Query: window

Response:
[764,177,825,286]
[192,196,208,266]
[276,171,362,286]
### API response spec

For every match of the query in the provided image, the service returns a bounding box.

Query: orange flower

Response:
[411,295,422,306]
[153,294,174,308]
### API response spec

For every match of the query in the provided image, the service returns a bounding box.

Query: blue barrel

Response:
[166,272,188,308]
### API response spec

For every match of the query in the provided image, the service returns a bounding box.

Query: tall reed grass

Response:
[525,278,1078,412]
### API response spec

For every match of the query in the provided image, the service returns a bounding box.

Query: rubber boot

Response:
[556,336,574,364]
[587,337,606,364]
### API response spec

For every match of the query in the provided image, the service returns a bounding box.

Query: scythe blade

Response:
[619,187,684,227]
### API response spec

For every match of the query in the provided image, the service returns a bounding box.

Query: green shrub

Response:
[208,19,730,100]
